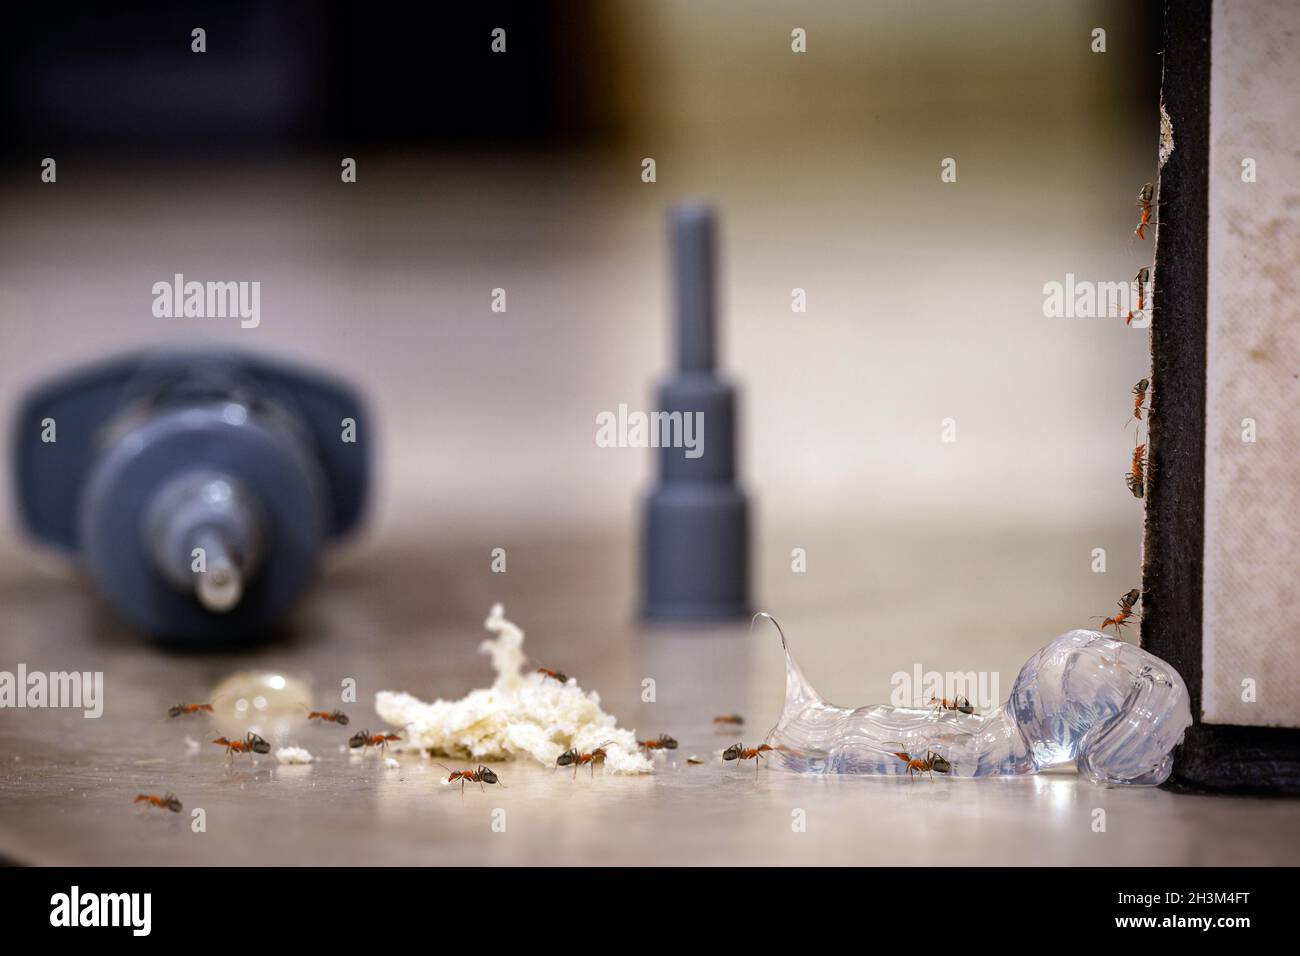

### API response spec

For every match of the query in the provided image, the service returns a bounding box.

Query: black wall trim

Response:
[1144,0,1300,796]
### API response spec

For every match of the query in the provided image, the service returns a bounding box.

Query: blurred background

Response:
[0,0,1163,692]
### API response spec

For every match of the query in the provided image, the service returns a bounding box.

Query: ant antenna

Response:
[750,611,788,651]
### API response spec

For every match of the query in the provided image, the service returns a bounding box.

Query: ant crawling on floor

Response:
[349,729,403,753]
[722,742,773,773]
[168,703,213,718]
[556,742,614,778]
[893,750,952,783]
[307,709,350,726]
[928,695,975,715]
[134,792,183,812]
[436,764,503,794]
[637,734,678,752]
[211,732,271,757]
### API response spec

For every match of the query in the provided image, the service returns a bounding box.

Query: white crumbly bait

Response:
[375,605,652,774]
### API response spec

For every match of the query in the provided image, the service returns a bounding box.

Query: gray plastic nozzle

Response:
[640,204,751,622]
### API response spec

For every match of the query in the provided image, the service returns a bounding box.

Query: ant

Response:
[893,750,952,783]
[1125,267,1151,325]
[1133,182,1156,240]
[712,714,744,725]
[1126,442,1147,498]
[211,732,271,757]
[168,703,213,718]
[134,793,183,812]
[556,742,613,778]
[637,734,678,752]
[687,757,704,765]
[928,695,975,715]
[722,742,773,773]
[1096,588,1141,637]
[307,709,350,726]
[1127,378,1150,429]
[537,667,570,685]
[436,764,503,794]
[349,729,403,752]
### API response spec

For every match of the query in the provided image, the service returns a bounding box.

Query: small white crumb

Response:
[385,757,400,769]
[184,736,200,755]
[275,746,314,765]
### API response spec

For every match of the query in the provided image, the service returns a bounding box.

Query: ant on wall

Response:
[637,734,678,752]
[712,714,744,726]
[307,709,350,726]
[1126,443,1147,498]
[1095,588,1141,637]
[893,750,952,783]
[1133,182,1157,240]
[1125,267,1151,326]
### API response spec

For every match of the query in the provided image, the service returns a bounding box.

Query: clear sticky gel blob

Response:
[759,616,1192,786]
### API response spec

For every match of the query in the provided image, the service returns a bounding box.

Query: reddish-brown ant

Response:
[637,734,678,752]
[722,742,773,773]
[349,729,402,752]
[1127,378,1150,428]
[211,732,271,757]
[712,714,744,725]
[893,750,952,782]
[928,695,975,715]
[1126,443,1147,498]
[307,709,350,726]
[1095,588,1141,637]
[1125,267,1151,325]
[1134,182,1156,240]
[537,667,570,685]
[134,792,183,812]
[556,742,614,778]
[168,703,213,718]
[687,757,704,765]
[436,763,502,794]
